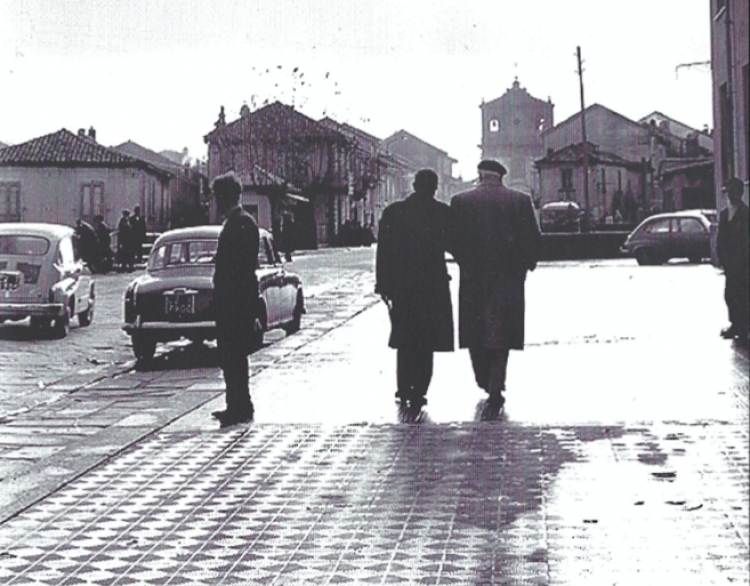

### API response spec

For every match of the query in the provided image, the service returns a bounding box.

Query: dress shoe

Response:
[408,395,427,409]
[212,406,254,427]
[721,325,738,339]
[487,391,505,409]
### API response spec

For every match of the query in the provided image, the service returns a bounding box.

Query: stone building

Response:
[0,128,172,230]
[480,79,554,195]
[710,0,749,204]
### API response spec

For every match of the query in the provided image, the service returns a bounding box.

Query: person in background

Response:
[717,177,749,344]
[93,215,113,273]
[74,218,99,270]
[130,205,147,264]
[117,210,135,272]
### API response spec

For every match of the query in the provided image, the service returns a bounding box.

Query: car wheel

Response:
[51,304,71,339]
[30,316,50,330]
[687,255,702,264]
[285,292,304,335]
[79,283,95,327]
[78,303,94,327]
[132,334,156,362]
[248,305,267,352]
[636,248,660,266]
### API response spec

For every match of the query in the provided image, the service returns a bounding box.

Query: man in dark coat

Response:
[717,177,749,343]
[375,169,455,408]
[211,171,259,426]
[451,159,541,407]
[73,219,99,270]
[130,205,147,264]
[93,215,113,273]
[117,210,135,272]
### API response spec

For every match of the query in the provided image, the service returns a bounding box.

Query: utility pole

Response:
[577,46,591,231]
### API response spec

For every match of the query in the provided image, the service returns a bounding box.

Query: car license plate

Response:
[0,273,18,291]
[164,294,195,317]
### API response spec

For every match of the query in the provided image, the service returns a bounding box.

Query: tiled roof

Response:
[0,129,169,176]
[112,140,179,174]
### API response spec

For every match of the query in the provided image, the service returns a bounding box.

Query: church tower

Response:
[480,79,554,196]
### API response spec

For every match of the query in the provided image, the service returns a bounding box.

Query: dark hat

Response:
[477,159,507,176]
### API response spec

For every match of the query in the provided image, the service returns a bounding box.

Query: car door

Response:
[257,235,280,327]
[266,235,294,322]
[677,217,709,260]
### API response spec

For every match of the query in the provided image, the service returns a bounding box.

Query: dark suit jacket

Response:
[717,200,749,275]
[213,206,260,338]
[451,178,541,350]
[375,192,455,351]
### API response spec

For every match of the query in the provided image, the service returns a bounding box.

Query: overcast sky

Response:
[1,0,712,179]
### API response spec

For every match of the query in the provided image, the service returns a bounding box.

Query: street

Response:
[0,249,748,584]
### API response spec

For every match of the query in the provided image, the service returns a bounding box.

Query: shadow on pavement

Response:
[134,339,271,372]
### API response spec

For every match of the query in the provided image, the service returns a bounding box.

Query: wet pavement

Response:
[0,257,747,584]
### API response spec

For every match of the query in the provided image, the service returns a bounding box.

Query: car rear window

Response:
[148,240,218,270]
[0,235,50,256]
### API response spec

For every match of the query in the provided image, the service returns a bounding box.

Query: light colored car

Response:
[540,201,581,233]
[0,223,95,337]
[620,210,712,265]
[122,226,305,361]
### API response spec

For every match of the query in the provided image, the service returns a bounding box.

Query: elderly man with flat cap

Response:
[717,177,749,344]
[451,159,541,408]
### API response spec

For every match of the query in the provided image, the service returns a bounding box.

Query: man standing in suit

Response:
[375,169,455,408]
[451,160,541,408]
[717,177,749,344]
[211,171,259,426]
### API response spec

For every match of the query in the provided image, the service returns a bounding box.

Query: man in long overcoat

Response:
[451,159,541,407]
[375,169,455,407]
[717,177,749,344]
[211,171,260,426]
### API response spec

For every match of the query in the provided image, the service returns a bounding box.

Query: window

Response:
[166,243,187,265]
[79,182,105,222]
[0,235,49,256]
[147,245,167,271]
[600,169,606,194]
[643,219,671,234]
[561,168,574,191]
[187,241,218,264]
[679,218,705,234]
[489,119,500,132]
[0,182,21,222]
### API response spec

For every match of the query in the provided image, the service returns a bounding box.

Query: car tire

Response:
[78,303,94,327]
[79,283,95,327]
[284,292,304,335]
[132,334,156,362]
[636,249,661,266]
[248,305,267,352]
[51,304,71,339]
[30,316,50,330]
[687,255,702,264]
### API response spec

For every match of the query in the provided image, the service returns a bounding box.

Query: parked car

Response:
[620,210,713,265]
[540,201,581,233]
[122,226,305,361]
[0,223,95,337]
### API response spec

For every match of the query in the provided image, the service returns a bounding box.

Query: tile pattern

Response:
[0,421,747,585]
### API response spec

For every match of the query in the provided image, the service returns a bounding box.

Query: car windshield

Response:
[0,235,50,256]
[148,240,218,271]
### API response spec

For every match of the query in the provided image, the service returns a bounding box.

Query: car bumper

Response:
[0,303,65,319]
[122,318,216,333]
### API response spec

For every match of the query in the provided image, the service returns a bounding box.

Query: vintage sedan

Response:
[122,226,305,361]
[0,222,95,337]
[621,210,713,265]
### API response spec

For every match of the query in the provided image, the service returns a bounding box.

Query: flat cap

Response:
[477,159,507,176]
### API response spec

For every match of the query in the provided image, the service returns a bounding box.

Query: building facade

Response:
[204,102,380,248]
[380,130,458,204]
[480,79,554,195]
[710,0,749,205]
[0,128,172,230]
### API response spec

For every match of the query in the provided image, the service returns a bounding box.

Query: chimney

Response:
[88,127,96,141]
[78,129,86,136]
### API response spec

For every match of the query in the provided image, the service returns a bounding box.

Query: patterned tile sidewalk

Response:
[0,420,747,585]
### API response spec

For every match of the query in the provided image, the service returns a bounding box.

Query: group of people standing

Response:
[73,206,147,273]
[376,160,541,410]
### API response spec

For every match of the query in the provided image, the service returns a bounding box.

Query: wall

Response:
[711,0,749,207]
[0,166,170,231]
